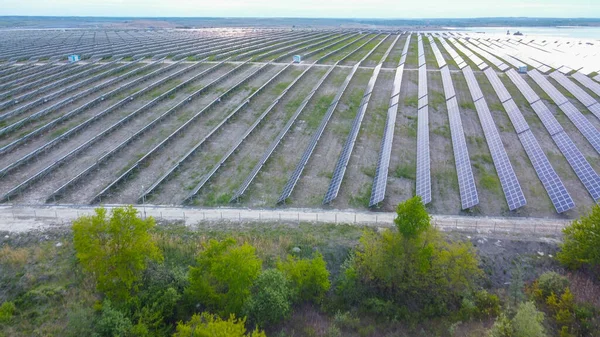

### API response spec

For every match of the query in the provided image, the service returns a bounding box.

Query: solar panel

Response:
[530,100,564,136]
[552,131,600,202]
[528,69,569,106]
[440,66,456,99]
[550,71,598,107]
[370,37,413,207]
[518,130,575,213]
[462,66,484,102]
[572,71,600,97]
[323,64,382,204]
[447,96,479,209]
[505,70,541,103]
[594,74,600,82]
[472,92,526,210]
[483,68,512,103]
[557,102,600,154]
[418,66,428,98]
[416,105,431,204]
[502,99,530,134]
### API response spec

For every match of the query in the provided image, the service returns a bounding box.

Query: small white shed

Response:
[518,64,528,74]
[293,55,302,63]
[68,54,80,63]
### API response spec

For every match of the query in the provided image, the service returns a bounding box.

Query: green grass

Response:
[394,162,416,180]
[304,94,334,130]
[404,95,418,107]
[460,101,476,110]
[433,124,451,138]
[429,90,446,110]
[349,182,372,208]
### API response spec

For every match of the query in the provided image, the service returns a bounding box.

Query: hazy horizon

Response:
[2,0,600,19]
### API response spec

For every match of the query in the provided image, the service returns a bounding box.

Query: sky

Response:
[1,0,600,18]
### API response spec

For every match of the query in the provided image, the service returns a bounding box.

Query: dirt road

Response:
[0,204,571,235]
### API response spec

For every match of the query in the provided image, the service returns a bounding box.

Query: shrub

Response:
[512,301,546,337]
[187,238,262,316]
[173,312,266,337]
[72,206,163,300]
[0,301,15,323]
[488,313,514,337]
[474,290,501,318]
[348,197,482,318]
[96,300,133,337]
[557,204,600,272]
[537,272,570,298]
[244,269,292,327]
[277,251,330,304]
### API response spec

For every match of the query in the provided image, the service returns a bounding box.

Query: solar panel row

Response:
[571,71,600,97]
[415,34,431,204]
[528,69,600,154]
[462,66,484,102]
[549,71,598,108]
[518,130,575,213]
[483,67,573,213]
[463,40,510,71]
[505,68,600,202]
[463,67,526,210]
[438,38,467,69]
[426,35,446,68]
[370,34,411,207]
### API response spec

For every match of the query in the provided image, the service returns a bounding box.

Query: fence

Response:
[0,205,570,236]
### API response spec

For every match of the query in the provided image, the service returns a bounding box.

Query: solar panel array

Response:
[369,34,408,207]
[413,35,431,204]
[462,39,510,71]
[572,71,600,97]
[528,69,600,154]
[438,37,467,69]
[322,34,393,204]
[550,71,600,120]
[462,67,526,210]
[483,67,574,213]
[424,36,479,209]
[449,38,487,70]
[277,32,389,204]
[505,69,600,202]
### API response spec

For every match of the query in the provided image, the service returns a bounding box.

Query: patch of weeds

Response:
[460,100,476,110]
[394,161,416,180]
[429,91,446,110]
[433,124,451,138]
[360,166,375,178]
[467,135,486,148]
[404,95,418,107]
[349,182,372,208]
[304,94,334,130]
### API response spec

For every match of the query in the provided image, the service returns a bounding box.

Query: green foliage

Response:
[512,302,546,337]
[557,205,600,272]
[187,238,262,316]
[173,312,266,337]
[509,262,526,306]
[394,196,431,238]
[0,301,15,323]
[488,302,546,337]
[96,300,133,337]
[461,290,500,320]
[345,197,482,319]
[537,271,570,299]
[277,252,330,304]
[244,269,292,327]
[72,206,163,300]
[488,313,514,337]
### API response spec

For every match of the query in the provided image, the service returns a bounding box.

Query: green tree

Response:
[244,269,292,327]
[173,312,266,337]
[96,300,133,337]
[187,238,262,316]
[394,196,431,238]
[0,301,15,323]
[512,301,546,337]
[72,206,163,300]
[557,204,600,272]
[348,197,482,318]
[277,252,330,304]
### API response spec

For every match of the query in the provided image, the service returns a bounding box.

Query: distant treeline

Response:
[0,16,599,29]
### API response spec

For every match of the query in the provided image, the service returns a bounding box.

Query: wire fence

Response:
[0,205,571,236]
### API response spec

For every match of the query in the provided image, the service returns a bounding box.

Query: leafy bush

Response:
[488,302,546,337]
[0,301,15,323]
[346,196,482,318]
[557,204,600,273]
[512,302,546,337]
[173,312,266,337]
[474,290,501,318]
[537,272,570,298]
[244,269,292,327]
[96,300,133,337]
[73,206,163,300]
[187,238,262,316]
[277,251,330,304]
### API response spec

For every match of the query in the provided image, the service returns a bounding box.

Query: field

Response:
[0,28,599,219]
